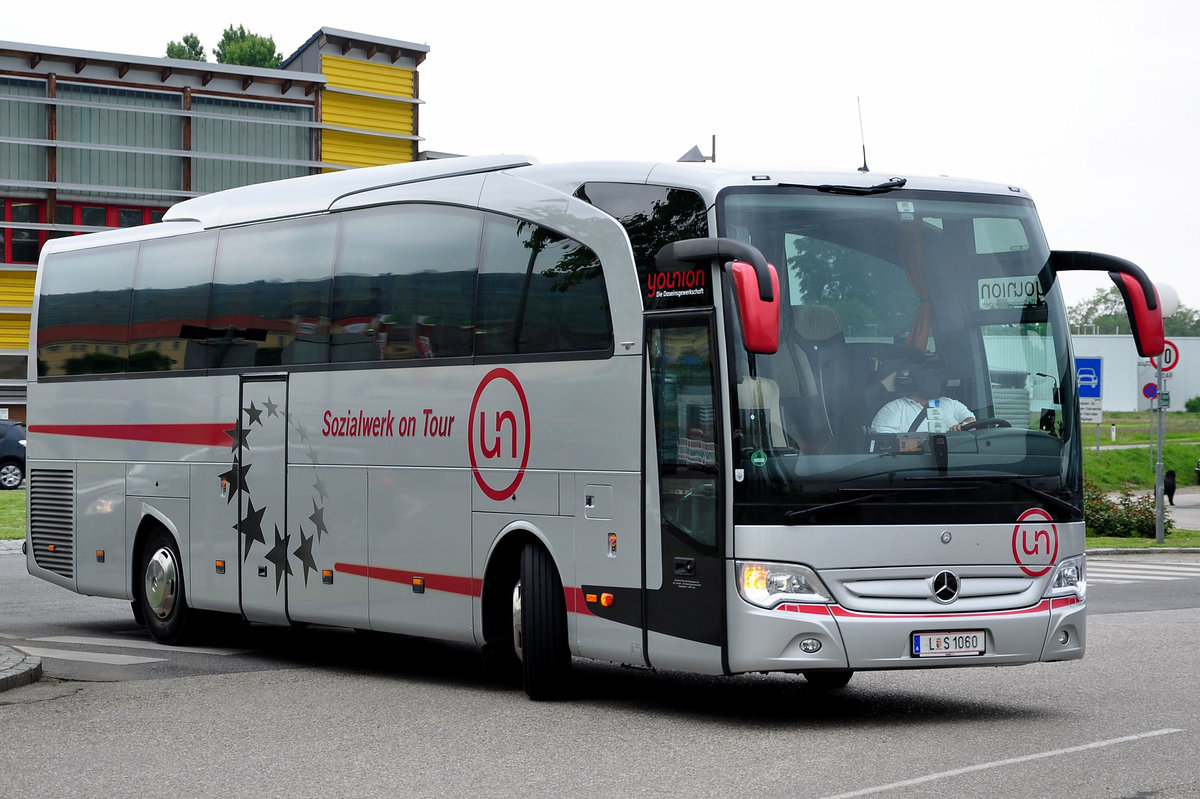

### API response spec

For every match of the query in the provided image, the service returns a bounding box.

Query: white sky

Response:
[5,0,1199,308]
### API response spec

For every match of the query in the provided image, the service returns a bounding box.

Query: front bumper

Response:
[725,591,1085,674]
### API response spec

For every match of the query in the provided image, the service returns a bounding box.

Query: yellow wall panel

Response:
[323,130,411,168]
[321,55,415,97]
[0,314,31,350]
[0,271,36,307]
[323,93,414,136]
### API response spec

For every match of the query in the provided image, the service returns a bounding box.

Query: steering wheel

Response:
[960,418,1012,431]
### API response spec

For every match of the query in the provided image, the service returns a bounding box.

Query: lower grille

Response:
[29,468,75,579]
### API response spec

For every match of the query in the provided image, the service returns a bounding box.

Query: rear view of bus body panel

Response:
[25,374,242,608]
[726,520,1085,674]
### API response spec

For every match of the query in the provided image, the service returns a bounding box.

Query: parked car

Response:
[0,421,26,489]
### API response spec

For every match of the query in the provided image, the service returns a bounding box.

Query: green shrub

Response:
[1186,395,1200,413]
[1083,476,1173,538]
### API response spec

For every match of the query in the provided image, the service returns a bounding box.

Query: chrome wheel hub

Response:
[145,547,178,619]
[511,580,524,663]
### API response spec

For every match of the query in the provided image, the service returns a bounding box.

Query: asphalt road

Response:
[2,550,1199,798]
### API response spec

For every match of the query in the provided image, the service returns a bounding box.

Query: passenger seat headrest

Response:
[795,305,843,342]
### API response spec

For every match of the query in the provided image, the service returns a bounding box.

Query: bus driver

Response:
[870,367,976,434]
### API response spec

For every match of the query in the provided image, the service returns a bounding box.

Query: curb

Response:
[1086,547,1200,555]
[0,644,42,693]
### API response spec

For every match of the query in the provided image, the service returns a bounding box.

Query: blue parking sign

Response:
[1076,357,1102,399]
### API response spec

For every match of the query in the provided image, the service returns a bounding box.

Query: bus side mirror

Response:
[655,237,779,355]
[732,261,780,354]
[1050,250,1165,357]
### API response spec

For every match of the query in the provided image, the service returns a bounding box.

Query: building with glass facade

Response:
[0,28,428,419]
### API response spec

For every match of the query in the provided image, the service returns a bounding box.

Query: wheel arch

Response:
[130,505,184,604]
[479,521,566,652]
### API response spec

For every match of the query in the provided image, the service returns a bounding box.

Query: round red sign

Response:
[1011,507,1059,577]
[468,368,532,501]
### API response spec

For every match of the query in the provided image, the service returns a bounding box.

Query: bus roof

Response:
[158,154,1032,231]
[163,154,539,229]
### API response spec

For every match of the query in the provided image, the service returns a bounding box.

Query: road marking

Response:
[1087,562,1200,585]
[817,728,1183,799]
[1092,563,1200,573]
[14,645,165,666]
[32,635,252,656]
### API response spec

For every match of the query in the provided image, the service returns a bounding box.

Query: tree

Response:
[214,25,282,68]
[166,33,206,62]
[1068,286,1200,336]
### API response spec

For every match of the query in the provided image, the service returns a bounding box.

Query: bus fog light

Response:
[799,638,822,654]
[1056,630,1069,645]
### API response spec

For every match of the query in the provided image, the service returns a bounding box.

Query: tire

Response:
[802,670,853,691]
[0,461,23,490]
[516,541,570,700]
[138,527,193,645]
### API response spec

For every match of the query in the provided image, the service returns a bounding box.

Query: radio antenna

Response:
[857,96,869,172]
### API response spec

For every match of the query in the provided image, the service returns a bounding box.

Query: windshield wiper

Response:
[779,177,908,196]
[785,490,899,523]
[904,474,1080,518]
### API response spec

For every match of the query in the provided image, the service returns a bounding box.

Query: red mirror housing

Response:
[1111,271,1165,358]
[1050,251,1165,357]
[732,261,780,355]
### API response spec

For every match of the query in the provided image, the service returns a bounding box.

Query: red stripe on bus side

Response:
[335,562,482,597]
[28,423,234,447]
[334,562,594,615]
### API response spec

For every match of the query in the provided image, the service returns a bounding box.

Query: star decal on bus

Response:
[293,529,318,587]
[218,461,251,502]
[226,425,249,451]
[243,401,263,426]
[309,499,329,542]
[236,498,267,559]
[264,525,293,591]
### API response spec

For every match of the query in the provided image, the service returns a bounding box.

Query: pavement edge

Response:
[0,644,42,693]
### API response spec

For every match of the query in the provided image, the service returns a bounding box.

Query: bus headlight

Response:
[1047,555,1086,600]
[736,561,832,608]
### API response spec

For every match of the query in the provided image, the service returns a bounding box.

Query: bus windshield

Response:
[719,187,1080,525]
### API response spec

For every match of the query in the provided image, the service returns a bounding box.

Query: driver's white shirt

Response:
[871,396,974,434]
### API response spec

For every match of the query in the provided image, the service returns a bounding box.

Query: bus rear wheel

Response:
[138,527,193,645]
[514,541,570,700]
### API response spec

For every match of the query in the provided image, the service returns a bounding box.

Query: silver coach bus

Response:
[26,155,1164,698]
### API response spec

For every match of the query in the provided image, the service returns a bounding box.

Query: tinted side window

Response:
[576,182,708,309]
[129,232,216,371]
[332,205,480,362]
[476,218,612,356]
[211,217,336,367]
[37,244,137,376]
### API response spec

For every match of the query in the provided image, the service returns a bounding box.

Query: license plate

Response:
[912,630,986,657]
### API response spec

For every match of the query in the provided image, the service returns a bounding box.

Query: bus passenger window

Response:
[476,219,612,356]
[212,217,336,368]
[36,244,137,376]
[130,232,216,371]
[333,205,481,362]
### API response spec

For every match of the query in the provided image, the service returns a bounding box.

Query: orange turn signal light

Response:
[600,593,615,607]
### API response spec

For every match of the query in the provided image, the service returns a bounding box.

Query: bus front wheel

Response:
[138,527,193,645]
[514,541,570,700]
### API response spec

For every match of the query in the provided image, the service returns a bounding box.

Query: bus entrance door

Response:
[236,375,290,625]
[644,318,725,672]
